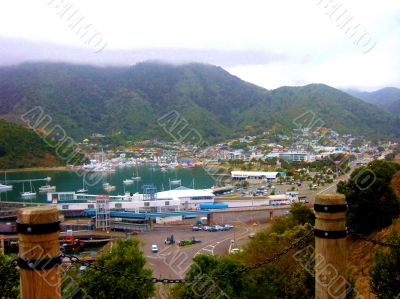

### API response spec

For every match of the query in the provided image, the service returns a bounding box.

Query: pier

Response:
[0,177,51,184]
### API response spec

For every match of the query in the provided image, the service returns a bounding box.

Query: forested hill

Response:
[0,62,399,142]
[346,87,400,117]
[0,119,81,169]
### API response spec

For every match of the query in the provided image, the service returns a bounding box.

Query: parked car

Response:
[204,226,217,232]
[214,225,224,231]
[151,244,158,253]
[224,224,234,230]
[192,226,202,231]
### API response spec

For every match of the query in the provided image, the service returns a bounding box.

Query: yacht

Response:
[103,183,116,192]
[76,178,88,193]
[21,181,36,198]
[0,173,13,191]
[123,179,134,185]
[0,184,12,191]
[39,185,56,192]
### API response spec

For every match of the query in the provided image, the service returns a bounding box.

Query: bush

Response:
[80,238,154,299]
[370,233,400,298]
[0,254,19,299]
[337,160,400,233]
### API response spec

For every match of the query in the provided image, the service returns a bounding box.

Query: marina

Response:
[0,165,215,203]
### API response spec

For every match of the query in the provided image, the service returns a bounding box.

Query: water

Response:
[0,165,216,203]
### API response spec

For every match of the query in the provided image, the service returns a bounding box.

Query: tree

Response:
[80,238,154,299]
[337,161,400,233]
[173,255,251,299]
[0,254,19,299]
[290,203,315,226]
[370,234,400,298]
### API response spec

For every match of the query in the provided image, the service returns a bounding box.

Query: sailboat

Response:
[169,178,181,190]
[123,178,134,185]
[0,173,12,191]
[21,181,36,198]
[76,178,88,193]
[131,166,141,181]
[38,185,56,192]
[103,182,116,192]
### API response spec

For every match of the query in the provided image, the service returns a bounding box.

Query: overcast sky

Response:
[0,0,399,91]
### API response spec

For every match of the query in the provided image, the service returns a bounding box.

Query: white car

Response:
[151,244,158,253]
[224,224,234,230]
[214,225,224,231]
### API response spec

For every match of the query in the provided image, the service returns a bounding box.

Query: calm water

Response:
[0,166,215,203]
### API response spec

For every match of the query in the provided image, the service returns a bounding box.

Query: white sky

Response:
[0,0,399,91]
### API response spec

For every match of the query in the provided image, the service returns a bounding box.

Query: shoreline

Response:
[0,166,75,173]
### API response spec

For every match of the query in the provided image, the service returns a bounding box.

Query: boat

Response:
[123,179,134,185]
[131,167,141,181]
[103,183,116,192]
[39,185,56,192]
[169,178,181,189]
[0,173,13,191]
[76,178,88,193]
[21,181,36,198]
[0,184,13,192]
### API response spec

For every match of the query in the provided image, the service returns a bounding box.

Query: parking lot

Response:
[136,223,267,279]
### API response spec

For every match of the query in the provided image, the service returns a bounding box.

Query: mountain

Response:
[0,62,399,143]
[346,87,400,116]
[241,84,400,138]
[0,119,83,169]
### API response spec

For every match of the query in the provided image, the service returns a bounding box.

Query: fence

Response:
[1,194,400,298]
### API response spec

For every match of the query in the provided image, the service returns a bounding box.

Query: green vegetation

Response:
[347,87,400,117]
[0,119,83,169]
[173,203,315,298]
[0,63,399,143]
[173,255,250,299]
[370,233,400,298]
[79,238,154,299]
[0,254,19,299]
[337,160,400,234]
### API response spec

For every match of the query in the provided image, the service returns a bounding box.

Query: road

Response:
[136,224,266,279]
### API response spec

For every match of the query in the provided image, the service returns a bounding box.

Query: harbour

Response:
[0,164,216,203]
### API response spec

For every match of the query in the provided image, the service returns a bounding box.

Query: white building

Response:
[157,186,215,210]
[265,151,312,162]
[231,171,282,182]
[48,187,215,213]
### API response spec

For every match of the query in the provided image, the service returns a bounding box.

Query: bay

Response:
[0,166,216,203]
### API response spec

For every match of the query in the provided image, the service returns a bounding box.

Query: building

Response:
[48,186,215,214]
[265,151,311,162]
[156,186,215,210]
[231,171,282,182]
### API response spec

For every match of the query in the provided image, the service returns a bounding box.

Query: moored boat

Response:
[39,185,56,192]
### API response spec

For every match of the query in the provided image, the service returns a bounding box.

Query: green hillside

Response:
[346,87,400,117]
[0,119,82,169]
[0,62,399,142]
[240,84,400,138]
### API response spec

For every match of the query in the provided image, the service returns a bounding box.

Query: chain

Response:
[347,229,400,249]
[63,230,314,284]
[62,254,205,284]
[224,229,314,277]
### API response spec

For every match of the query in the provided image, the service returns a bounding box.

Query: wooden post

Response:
[18,206,61,299]
[315,194,347,299]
